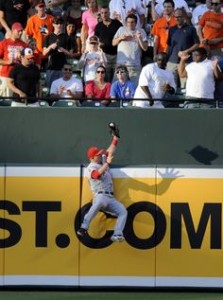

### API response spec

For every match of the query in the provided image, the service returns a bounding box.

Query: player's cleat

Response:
[110,234,125,242]
[77,228,87,237]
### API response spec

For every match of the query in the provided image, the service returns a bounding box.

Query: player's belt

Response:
[97,191,114,195]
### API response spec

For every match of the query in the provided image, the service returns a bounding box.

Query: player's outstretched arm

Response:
[107,136,119,157]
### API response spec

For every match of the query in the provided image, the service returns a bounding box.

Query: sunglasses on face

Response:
[97,70,105,74]
[211,2,220,5]
[63,68,72,71]
[116,70,126,74]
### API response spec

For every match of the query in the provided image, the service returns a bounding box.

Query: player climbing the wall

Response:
[77,123,127,242]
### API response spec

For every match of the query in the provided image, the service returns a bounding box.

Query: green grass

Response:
[0,292,223,300]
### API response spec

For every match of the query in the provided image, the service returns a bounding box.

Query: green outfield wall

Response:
[1,107,222,166]
[1,108,223,288]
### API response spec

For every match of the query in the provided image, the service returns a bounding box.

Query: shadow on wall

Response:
[187,146,218,165]
[116,167,183,207]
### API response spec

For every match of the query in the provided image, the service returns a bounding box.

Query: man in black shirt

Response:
[43,16,72,89]
[7,47,41,106]
[95,6,122,82]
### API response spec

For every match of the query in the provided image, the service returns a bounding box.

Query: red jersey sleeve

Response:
[91,170,100,179]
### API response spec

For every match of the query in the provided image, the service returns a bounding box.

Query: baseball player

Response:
[77,124,127,242]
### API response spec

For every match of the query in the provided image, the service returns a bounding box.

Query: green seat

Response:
[0,99,12,106]
[52,100,77,107]
[39,100,49,107]
[81,101,101,107]
[163,89,186,108]
[109,101,121,108]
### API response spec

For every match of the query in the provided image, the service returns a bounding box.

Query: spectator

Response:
[151,0,191,21]
[0,0,30,38]
[215,57,223,103]
[25,0,54,60]
[65,0,82,32]
[95,5,122,82]
[151,0,176,60]
[65,19,81,59]
[110,65,136,102]
[141,0,150,21]
[112,13,148,86]
[79,35,107,83]
[178,47,217,108]
[215,57,223,80]
[43,16,72,89]
[109,0,145,29]
[45,0,68,17]
[133,52,176,108]
[198,0,223,58]
[191,0,211,32]
[80,0,99,53]
[50,63,83,105]
[0,22,27,97]
[28,37,42,68]
[7,47,41,107]
[85,65,111,106]
[166,8,199,88]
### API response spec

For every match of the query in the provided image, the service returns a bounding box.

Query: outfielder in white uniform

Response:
[77,135,127,242]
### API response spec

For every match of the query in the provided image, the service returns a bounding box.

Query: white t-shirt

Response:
[50,76,83,98]
[185,59,215,99]
[79,51,107,82]
[133,62,176,108]
[114,26,147,67]
[109,0,145,29]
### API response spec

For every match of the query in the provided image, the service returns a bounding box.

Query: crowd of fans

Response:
[0,0,222,108]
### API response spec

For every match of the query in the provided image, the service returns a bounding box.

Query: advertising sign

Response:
[1,166,223,288]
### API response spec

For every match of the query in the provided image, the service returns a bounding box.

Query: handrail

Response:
[0,97,222,108]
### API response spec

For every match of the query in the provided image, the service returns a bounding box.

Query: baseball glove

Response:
[108,122,120,138]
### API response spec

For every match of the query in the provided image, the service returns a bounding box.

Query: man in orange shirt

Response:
[0,22,27,97]
[151,0,176,61]
[198,0,223,57]
[25,0,54,59]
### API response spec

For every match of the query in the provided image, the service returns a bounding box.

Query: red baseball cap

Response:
[87,147,104,159]
[11,22,23,31]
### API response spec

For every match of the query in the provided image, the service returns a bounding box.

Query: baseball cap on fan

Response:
[11,22,23,31]
[21,48,34,59]
[87,147,104,159]
[89,35,99,44]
